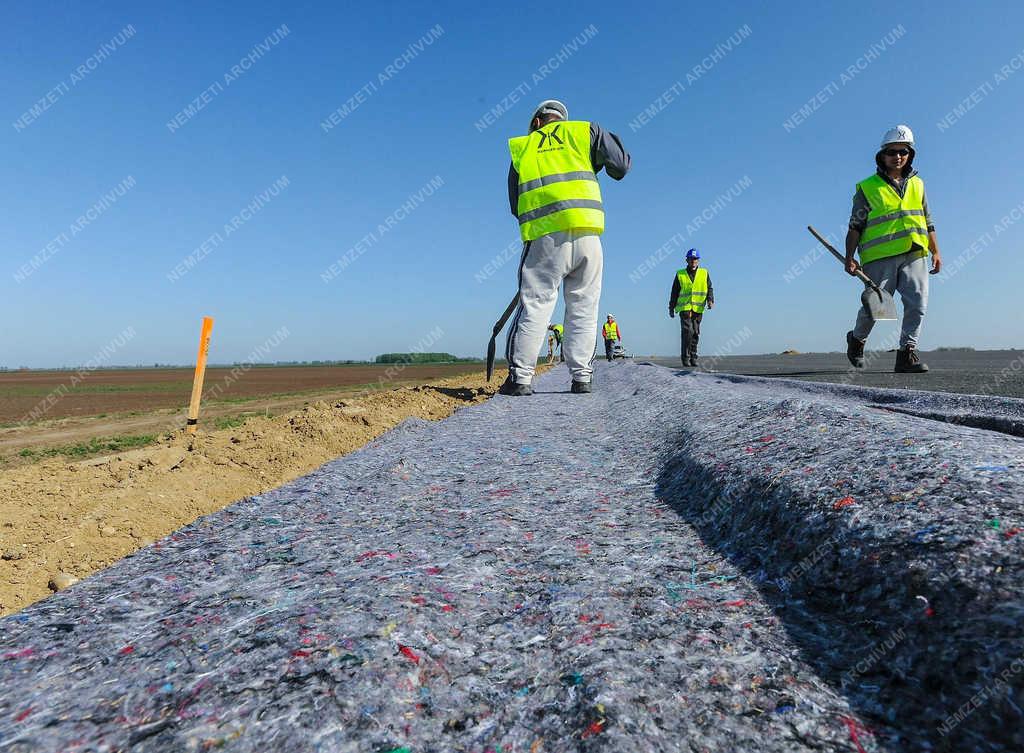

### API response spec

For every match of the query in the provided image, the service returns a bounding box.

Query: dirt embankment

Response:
[0,369,525,616]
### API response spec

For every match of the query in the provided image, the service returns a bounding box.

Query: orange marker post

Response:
[186,316,214,435]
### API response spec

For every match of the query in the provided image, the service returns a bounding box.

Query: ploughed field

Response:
[0,364,483,425]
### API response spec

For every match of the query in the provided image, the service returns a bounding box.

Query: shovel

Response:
[485,292,521,381]
[807,225,897,321]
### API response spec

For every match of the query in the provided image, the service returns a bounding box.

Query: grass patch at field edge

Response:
[17,434,158,460]
[213,412,266,430]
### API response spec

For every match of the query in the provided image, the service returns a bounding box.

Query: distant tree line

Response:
[374,352,478,364]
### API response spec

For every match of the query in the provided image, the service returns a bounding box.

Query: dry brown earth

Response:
[0,367,531,616]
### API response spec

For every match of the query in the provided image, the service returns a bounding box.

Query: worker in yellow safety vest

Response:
[601,315,621,362]
[845,124,943,373]
[500,99,631,396]
[669,248,714,367]
[547,323,564,364]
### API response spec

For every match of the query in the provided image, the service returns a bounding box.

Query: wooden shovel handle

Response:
[806,225,879,290]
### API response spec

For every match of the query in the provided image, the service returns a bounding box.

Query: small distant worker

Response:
[669,248,713,367]
[601,314,621,362]
[547,323,564,364]
[500,99,631,396]
[845,124,942,373]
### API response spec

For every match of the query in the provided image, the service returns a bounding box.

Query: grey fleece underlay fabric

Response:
[1,362,1022,752]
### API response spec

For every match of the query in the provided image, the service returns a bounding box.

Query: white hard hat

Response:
[880,124,914,148]
[530,99,568,127]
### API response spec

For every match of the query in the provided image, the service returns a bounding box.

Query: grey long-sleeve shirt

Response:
[507,121,631,216]
[848,168,935,233]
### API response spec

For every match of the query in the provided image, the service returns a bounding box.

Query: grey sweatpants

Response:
[506,230,603,384]
[852,250,929,348]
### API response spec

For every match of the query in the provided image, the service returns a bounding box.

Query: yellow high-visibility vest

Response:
[856,174,930,264]
[552,324,564,342]
[675,268,709,313]
[602,322,619,340]
[509,120,604,241]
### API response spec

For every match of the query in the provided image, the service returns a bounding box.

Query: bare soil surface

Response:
[0,367,528,616]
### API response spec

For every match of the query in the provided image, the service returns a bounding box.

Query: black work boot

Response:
[570,380,592,394]
[498,376,533,396]
[846,331,865,368]
[894,346,929,373]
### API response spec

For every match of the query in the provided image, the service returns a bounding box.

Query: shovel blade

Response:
[861,286,898,321]
[486,337,497,381]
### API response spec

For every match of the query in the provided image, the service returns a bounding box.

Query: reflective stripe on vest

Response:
[509,121,604,241]
[856,174,930,264]
[675,268,709,313]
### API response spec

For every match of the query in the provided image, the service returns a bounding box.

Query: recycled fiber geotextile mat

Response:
[1,362,1022,752]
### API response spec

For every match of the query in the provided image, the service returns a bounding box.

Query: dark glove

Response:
[669,310,675,318]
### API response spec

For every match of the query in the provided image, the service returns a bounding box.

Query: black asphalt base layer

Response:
[650,349,1024,399]
[2,362,1022,752]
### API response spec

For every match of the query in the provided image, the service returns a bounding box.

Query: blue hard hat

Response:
[686,248,701,260]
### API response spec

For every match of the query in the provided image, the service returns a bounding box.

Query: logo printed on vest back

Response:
[536,124,565,152]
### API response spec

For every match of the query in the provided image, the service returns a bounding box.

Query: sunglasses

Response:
[884,148,910,157]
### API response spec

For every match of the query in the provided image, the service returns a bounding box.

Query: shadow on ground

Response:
[654,431,1023,753]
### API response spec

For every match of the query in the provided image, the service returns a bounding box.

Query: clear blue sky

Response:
[4,0,1023,367]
